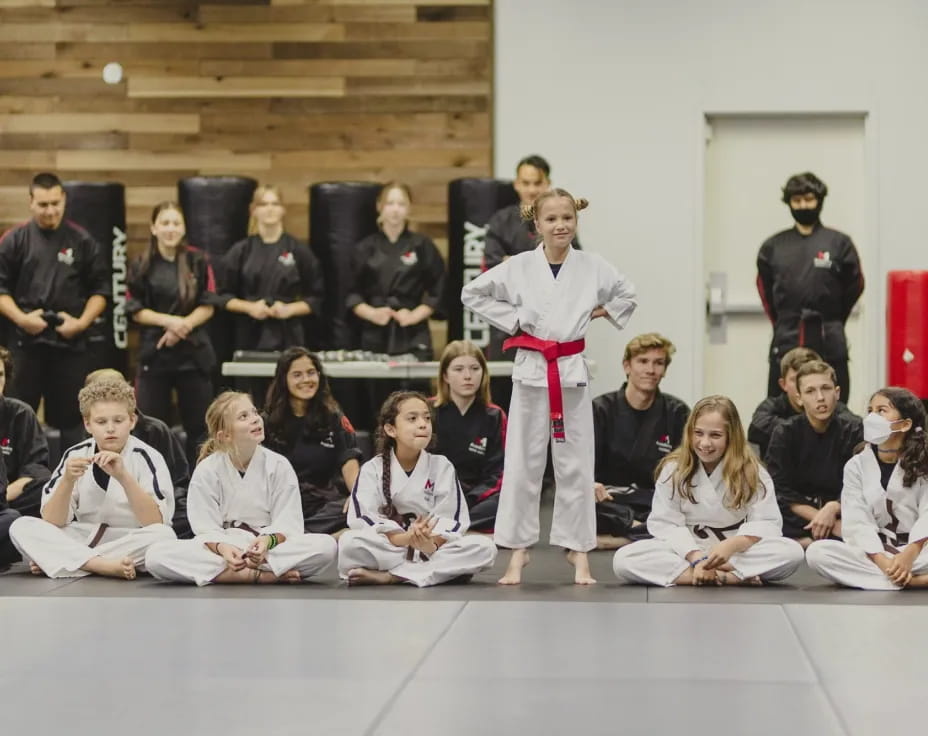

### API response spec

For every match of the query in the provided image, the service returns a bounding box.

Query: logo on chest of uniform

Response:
[400,250,418,266]
[278,251,296,267]
[468,436,487,455]
[0,437,11,456]
[813,250,832,269]
[57,247,74,266]
[423,478,435,501]
[320,431,335,449]
[656,434,672,454]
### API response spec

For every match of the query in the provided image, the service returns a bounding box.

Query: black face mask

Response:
[790,206,821,227]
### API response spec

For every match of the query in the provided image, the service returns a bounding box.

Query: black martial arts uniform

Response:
[264,411,362,534]
[0,464,20,569]
[220,233,324,351]
[748,392,858,460]
[765,412,862,539]
[756,223,864,400]
[133,410,190,538]
[433,400,506,532]
[0,219,110,447]
[346,228,446,359]
[592,386,690,535]
[127,247,218,465]
[0,395,50,518]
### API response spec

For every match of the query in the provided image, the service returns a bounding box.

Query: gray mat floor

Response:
[2,515,925,734]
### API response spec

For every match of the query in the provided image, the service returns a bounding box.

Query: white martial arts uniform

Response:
[461,243,637,552]
[806,448,928,590]
[338,450,497,587]
[9,436,176,578]
[613,462,803,586]
[145,445,336,585]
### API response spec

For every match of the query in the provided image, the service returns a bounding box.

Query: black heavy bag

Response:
[309,181,380,349]
[178,176,257,390]
[62,181,128,374]
[446,178,519,345]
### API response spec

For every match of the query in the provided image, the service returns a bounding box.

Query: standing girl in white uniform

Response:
[338,391,497,587]
[145,392,336,585]
[461,189,637,584]
[613,395,803,586]
[806,387,928,589]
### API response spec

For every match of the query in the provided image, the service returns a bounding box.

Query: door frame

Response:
[692,108,881,408]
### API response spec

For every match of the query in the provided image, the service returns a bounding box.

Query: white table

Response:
[221,359,517,380]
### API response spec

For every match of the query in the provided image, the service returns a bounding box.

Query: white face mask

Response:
[863,412,896,445]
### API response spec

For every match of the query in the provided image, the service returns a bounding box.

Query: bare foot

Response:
[347,567,399,586]
[331,528,348,541]
[566,550,596,585]
[498,549,530,585]
[717,570,763,586]
[213,566,278,584]
[29,561,44,576]
[84,556,137,580]
[279,569,302,584]
[596,534,632,550]
[905,574,928,588]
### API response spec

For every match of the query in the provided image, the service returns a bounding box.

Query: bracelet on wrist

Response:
[689,555,708,568]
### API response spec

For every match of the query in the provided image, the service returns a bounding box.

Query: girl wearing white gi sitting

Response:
[613,395,803,587]
[338,391,497,586]
[145,392,336,585]
[9,378,175,579]
[461,189,637,584]
[806,387,928,589]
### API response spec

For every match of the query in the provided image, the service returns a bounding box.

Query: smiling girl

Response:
[612,395,803,586]
[338,391,497,587]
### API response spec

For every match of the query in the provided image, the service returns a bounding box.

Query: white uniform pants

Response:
[145,529,336,586]
[612,537,804,587]
[495,382,595,552]
[806,539,928,590]
[9,516,176,578]
[337,528,497,587]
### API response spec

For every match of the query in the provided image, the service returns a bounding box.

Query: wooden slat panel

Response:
[0,59,200,78]
[272,40,489,59]
[57,150,273,171]
[57,42,274,60]
[200,4,416,23]
[198,59,415,77]
[128,76,345,98]
[343,21,488,41]
[0,113,200,134]
[128,22,345,43]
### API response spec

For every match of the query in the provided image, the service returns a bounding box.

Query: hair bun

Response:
[519,203,535,221]
[574,197,589,211]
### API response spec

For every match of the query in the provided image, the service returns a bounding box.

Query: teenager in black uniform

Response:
[84,368,191,537]
[748,346,857,459]
[0,172,110,449]
[432,340,505,532]
[0,346,50,520]
[347,181,446,360]
[765,360,862,547]
[127,201,217,466]
[757,172,864,401]
[263,347,362,535]
[220,185,324,353]
[592,333,690,549]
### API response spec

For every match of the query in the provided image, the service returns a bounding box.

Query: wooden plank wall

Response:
[0,0,493,281]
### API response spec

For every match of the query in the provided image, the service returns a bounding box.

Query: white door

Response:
[703,114,870,421]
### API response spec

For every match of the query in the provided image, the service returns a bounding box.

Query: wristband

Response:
[689,555,708,568]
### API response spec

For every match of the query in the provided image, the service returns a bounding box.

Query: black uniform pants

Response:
[9,344,91,449]
[8,476,46,519]
[767,357,850,402]
[136,369,212,467]
[0,508,21,568]
[595,486,655,537]
[467,492,499,533]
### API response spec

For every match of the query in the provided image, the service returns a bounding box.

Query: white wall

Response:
[495,0,928,404]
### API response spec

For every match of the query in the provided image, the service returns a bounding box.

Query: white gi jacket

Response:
[648,461,783,558]
[42,436,174,527]
[841,448,928,554]
[187,445,304,542]
[348,450,469,539]
[461,244,637,387]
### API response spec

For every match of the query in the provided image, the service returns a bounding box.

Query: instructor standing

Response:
[0,172,110,448]
[756,172,863,401]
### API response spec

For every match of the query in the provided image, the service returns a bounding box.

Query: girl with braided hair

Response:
[338,391,497,586]
[807,386,928,589]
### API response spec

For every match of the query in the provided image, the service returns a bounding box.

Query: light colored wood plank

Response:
[56,42,273,60]
[128,22,345,43]
[0,0,54,6]
[201,4,416,23]
[198,59,414,78]
[270,148,489,169]
[344,21,489,41]
[0,113,200,134]
[128,76,345,99]
[0,41,54,58]
[0,23,128,42]
[0,150,57,168]
[0,59,200,78]
[125,186,177,208]
[273,0,487,5]
[57,150,272,171]
[348,77,489,96]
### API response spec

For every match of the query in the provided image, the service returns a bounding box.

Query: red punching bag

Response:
[887,270,928,397]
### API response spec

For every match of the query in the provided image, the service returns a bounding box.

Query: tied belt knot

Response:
[502,334,585,442]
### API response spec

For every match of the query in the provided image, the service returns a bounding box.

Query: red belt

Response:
[503,334,585,442]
